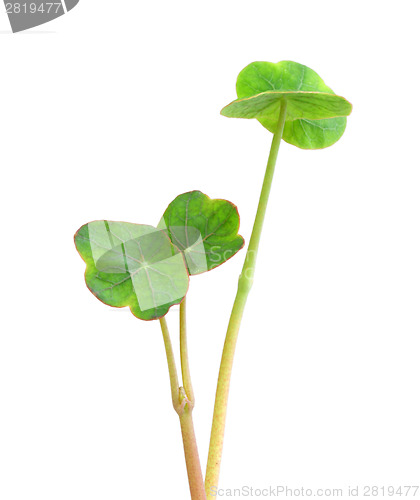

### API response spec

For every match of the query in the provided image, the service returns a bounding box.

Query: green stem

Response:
[180,298,195,407]
[160,317,180,411]
[160,317,206,500]
[205,101,288,498]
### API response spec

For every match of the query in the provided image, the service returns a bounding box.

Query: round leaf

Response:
[75,221,189,321]
[221,60,352,149]
[158,191,245,275]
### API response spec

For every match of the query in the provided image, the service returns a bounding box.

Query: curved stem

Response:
[180,298,195,407]
[205,101,288,498]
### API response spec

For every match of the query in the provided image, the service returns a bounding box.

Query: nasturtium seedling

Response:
[205,60,352,499]
[222,61,352,149]
[74,191,245,498]
[159,190,244,275]
[74,60,352,500]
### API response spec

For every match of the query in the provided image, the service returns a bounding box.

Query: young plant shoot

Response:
[74,60,352,500]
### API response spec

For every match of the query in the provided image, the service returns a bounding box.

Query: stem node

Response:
[238,272,254,295]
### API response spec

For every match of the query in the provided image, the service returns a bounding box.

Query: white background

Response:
[1,1,419,499]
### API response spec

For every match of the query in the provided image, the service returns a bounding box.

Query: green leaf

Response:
[74,221,189,321]
[158,191,245,275]
[221,60,352,149]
